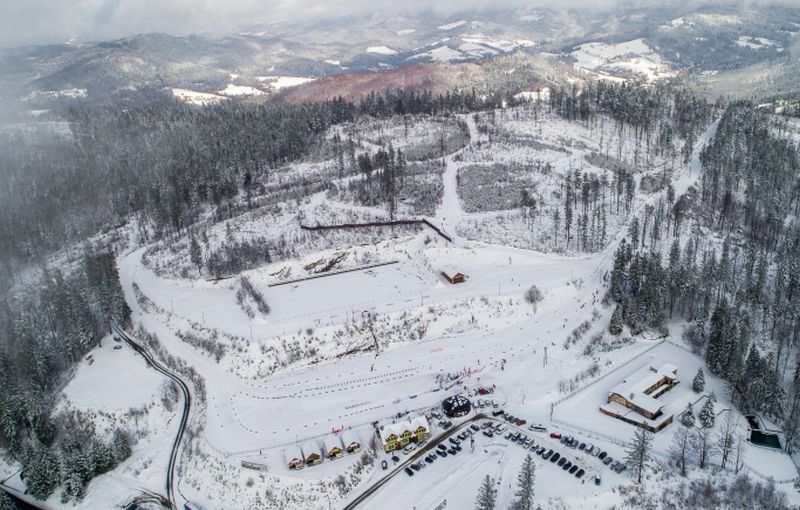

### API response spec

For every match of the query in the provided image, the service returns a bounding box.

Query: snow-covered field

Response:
[49,106,799,509]
[570,38,676,82]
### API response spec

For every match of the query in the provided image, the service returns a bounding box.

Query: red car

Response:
[550,433,562,439]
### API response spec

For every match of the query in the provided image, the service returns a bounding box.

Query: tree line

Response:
[0,249,131,502]
[607,101,800,451]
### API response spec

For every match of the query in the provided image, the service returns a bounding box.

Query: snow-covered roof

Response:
[609,362,678,415]
[341,430,360,446]
[379,416,430,443]
[379,422,407,443]
[285,445,303,463]
[301,440,320,458]
[408,415,429,432]
[323,435,342,452]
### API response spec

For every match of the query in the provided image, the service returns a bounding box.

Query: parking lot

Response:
[355,410,630,509]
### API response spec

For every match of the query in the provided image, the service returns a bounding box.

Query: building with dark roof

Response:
[442,394,472,418]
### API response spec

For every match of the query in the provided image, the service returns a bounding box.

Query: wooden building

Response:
[599,363,678,433]
[441,271,466,284]
[324,436,344,459]
[378,415,430,452]
[285,445,304,470]
[341,430,361,454]
[302,440,322,466]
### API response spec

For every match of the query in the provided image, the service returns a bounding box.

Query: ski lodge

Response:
[378,415,430,452]
[599,362,679,432]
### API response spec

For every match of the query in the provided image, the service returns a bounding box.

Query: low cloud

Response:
[0,0,792,49]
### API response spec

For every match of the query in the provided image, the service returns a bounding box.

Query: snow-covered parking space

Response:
[358,421,625,509]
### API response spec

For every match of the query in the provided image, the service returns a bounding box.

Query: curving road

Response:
[111,323,191,509]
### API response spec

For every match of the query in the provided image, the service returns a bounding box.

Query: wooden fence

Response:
[300,218,453,243]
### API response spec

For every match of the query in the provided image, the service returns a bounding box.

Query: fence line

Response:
[300,218,453,243]
[268,260,399,287]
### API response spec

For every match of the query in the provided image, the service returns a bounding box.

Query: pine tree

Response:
[511,454,536,510]
[475,474,497,510]
[705,298,733,377]
[625,428,653,484]
[90,439,116,476]
[23,445,60,500]
[112,429,132,461]
[699,397,716,428]
[609,305,623,335]
[693,368,705,393]
[189,233,203,273]
[680,404,696,428]
[0,492,15,510]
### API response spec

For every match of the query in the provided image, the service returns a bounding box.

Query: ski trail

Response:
[434,113,481,244]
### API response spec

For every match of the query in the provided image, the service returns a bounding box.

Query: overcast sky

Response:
[0,0,786,48]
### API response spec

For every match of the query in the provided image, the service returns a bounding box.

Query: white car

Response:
[403,444,416,454]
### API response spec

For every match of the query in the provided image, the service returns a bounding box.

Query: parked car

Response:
[436,450,447,458]
[603,456,614,466]
[425,456,434,464]
[405,467,414,476]
[403,444,416,454]
[578,442,586,451]
[530,424,547,433]
[542,450,553,460]
[437,444,447,451]
[598,451,608,460]
[483,430,494,438]
[441,421,453,430]
[449,437,459,445]
[492,409,505,417]
[550,452,561,463]
[613,463,627,473]
[569,465,579,475]
[515,418,527,426]
[537,446,546,455]
[392,455,400,463]
[381,460,388,470]
[563,461,573,471]
[470,424,480,432]
[447,448,457,455]
[557,457,566,467]
[550,433,562,439]
[594,475,601,485]
[411,463,421,471]
[575,468,585,478]
[492,400,499,408]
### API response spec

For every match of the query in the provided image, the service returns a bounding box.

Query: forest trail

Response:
[434,113,482,244]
